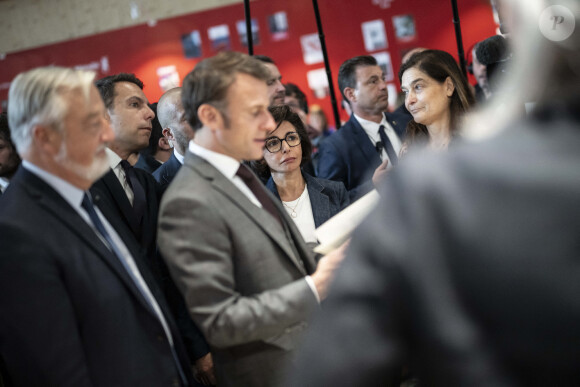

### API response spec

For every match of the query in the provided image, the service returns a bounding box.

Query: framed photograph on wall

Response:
[268,11,289,41]
[392,14,417,42]
[300,33,323,65]
[371,51,394,81]
[236,19,260,47]
[307,68,329,99]
[361,19,388,52]
[208,24,231,52]
[181,30,203,58]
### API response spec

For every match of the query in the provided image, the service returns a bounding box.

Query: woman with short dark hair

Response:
[252,105,349,246]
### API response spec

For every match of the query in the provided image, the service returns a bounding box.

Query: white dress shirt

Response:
[105,148,134,205]
[354,113,402,167]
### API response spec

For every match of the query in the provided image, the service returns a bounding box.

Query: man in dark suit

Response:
[153,87,195,188]
[92,75,213,385]
[290,0,580,383]
[158,51,344,387]
[316,55,412,201]
[0,66,193,386]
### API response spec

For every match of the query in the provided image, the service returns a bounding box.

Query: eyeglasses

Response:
[264,131,301,153]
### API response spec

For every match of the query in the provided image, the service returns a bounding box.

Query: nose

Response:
[280,138,290,153]
[275,80,285,94]
[262,111,276,133]
[145,104,155,121]
[405,90,416,107]
[101,117,115,143]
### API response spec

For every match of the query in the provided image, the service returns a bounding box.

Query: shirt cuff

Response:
[304,276,320,304]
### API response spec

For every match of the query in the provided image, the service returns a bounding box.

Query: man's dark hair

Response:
[0,112,12,143]
[182,51,271,131]
[337,55,378,101]
[251,104,312,180]
[95,73,144,110]
[253,55,275,64]
[284,83,309,114]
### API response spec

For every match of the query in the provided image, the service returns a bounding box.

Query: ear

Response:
[197,103,223,131]
[162,127,174,141]
[344,87,357,103]
[445,76,455,97]
[158,136,172,151]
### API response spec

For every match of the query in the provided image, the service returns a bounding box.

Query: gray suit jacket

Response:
[158,152,319,387]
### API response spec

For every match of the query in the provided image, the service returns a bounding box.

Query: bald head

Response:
[157,87,195,156]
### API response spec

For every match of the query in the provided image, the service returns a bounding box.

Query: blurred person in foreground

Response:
[252,105,349,248]
[289,0,580,385]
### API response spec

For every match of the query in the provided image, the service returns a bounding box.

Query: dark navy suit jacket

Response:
[91,165,210,366]
[135,152,162,174]
[0,167,194,386]
[266,173,349,228]
[316,108,411,201]
[153,153,182,189]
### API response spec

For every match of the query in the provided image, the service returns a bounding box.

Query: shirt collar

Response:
[174,148,185,165]
[188,140,240,179]
[105,147,122,169]
[22,160,85,210]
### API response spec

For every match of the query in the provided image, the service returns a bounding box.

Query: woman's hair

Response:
[251,104,312,180]
[398,49,474,146]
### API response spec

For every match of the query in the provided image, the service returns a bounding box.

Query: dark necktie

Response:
[377,124,399,166]
[236,164,282,226]
[119,160,147,228]
[81,192,156,312]
[81,192,188,386]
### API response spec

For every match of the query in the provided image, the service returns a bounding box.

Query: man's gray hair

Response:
[8,66,96,154]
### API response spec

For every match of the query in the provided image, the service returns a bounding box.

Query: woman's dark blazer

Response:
[266,172,349,228]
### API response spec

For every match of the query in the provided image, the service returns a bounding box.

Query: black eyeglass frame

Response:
[264,131,302,153]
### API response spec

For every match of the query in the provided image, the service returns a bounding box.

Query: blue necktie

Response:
[81,192,188,386]
[378,125,399,166]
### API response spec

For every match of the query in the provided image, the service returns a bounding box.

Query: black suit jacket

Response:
[316,109,411,201]
[90,167,162,260]
[0,167,193,386]
[291,111,580,386]
[91,166,210,365]
[153,153,182,189]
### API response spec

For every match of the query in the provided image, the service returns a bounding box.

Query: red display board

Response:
[0,0,497,122]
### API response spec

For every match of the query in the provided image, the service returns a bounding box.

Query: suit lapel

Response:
[95,169,140,235]
[304,174,330,229]
[186,154,308,274]
[20,169,157,315]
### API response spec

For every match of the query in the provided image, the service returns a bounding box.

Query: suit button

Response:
[157,335,165,342]
[171,377,180,387]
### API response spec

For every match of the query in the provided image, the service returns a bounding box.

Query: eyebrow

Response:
[126,95,147,104]
[401,77,426,90]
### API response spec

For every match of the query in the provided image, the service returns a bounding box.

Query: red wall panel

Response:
[0,0,497,122]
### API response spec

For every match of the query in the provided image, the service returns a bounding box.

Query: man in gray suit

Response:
[158,51,342,387]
